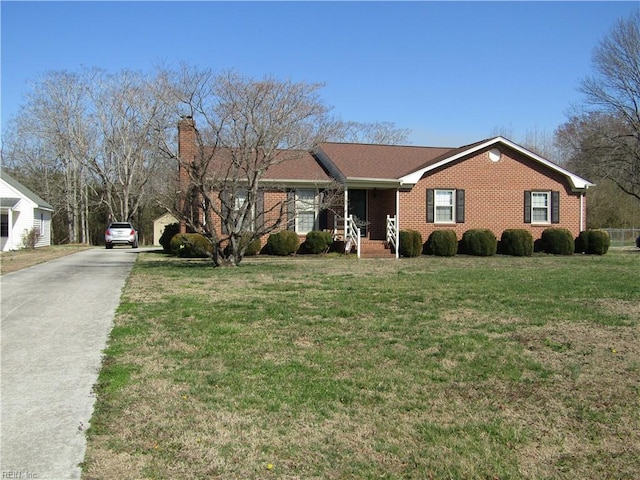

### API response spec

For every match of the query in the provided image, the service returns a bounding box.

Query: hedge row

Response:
[163,225,339,258]
[162,223,610,260]
[414,228,609,257]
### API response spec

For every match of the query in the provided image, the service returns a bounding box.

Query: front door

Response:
[348,189,367,237]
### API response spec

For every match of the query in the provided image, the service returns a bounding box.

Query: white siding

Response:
[33,209,52,247]
[1,177,53,250]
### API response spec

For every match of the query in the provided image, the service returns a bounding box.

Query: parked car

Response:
[105,222,138,249]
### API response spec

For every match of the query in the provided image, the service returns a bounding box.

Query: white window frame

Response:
[233,188,255,230]
[295,189,318,234]
[435,189,455,224]
[531,191,551,224]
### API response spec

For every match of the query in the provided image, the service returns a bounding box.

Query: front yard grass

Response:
[82,251,640,479]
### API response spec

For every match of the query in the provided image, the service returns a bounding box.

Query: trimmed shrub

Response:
[575,230,588,254]
[267,230,300,256]
[243,236,262,256]
[159,222,180,253]
[576,229,610,255]
[303,231,334,254]
[170,233,213,258]
[225,233,262,257]
[399,230,423,257]
[461,229,497,256]
[425,229,458,257]
[541,228,574,255]
[500,229,534,257]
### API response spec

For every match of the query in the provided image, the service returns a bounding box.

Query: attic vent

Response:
[488,149,502,163]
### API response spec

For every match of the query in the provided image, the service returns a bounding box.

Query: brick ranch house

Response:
[177,118,593,257]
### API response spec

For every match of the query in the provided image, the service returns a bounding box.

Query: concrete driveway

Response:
[1,247,143,479]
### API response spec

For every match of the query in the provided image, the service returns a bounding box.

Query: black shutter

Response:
[426,189,434,223]
[287,190,295,231]
[318,190,328,230]
[255,189,265,232]
[524,191,532,224]
[551,191,560,224]
[456,189,465,223]
[221,190,230,234]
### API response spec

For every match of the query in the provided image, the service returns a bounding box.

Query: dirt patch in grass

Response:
[0,244,93,274]
[511,321,640,478]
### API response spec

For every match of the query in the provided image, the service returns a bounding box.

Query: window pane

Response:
[532,208,548,222]
[1,214,8,237]
[436,206,453,222]
[435,190,454,222]
[296,189,315,211]
[531,192,548,207]
[435,190,454,206]
[531,192,549,222]
[296,189,317,233]
[298,212,315,233]
[234,189,247,210]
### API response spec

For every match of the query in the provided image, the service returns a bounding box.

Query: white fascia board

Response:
[346,178,402,189]
[399,137,595,191]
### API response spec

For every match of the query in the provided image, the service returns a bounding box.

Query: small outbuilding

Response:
[1,170,55,251]
[153,212,178,246]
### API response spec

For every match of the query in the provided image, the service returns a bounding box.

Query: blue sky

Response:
[1,1,638,147]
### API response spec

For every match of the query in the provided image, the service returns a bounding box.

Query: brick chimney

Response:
[178,117,196,234]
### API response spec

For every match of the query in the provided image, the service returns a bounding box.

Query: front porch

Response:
[329,187,400,258]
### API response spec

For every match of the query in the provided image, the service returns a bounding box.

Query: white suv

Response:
[105,222,138,249]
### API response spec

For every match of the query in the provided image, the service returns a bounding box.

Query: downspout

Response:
[343,187,349,242]
[580,192,585,232]
[8,208,14,250]
[395,189,400,259]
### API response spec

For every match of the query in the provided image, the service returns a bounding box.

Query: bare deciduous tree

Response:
[160,67,341,266]
[90,69,175,223]
[2,70,94,243]
[561,11,640,201]
[334,120,411,145]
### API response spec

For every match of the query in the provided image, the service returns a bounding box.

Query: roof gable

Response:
[0,170,55,211]
[398,137,594,191]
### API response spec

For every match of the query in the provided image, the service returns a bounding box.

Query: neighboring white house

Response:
[153,212,178,246]
[1,170,55,251]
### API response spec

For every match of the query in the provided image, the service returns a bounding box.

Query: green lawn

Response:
[82,250,640,479]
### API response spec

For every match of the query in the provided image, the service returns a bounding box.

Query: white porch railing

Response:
[345,215,361,258]
[386,215,399,259]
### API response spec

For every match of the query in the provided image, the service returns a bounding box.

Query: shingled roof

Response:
[0,170,54,211]
[314,142,456,181]
[183,127,592,191]
[313,137,593,191]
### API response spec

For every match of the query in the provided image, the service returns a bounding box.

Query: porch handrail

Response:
[345,215,361,258]
[386,215,398,257]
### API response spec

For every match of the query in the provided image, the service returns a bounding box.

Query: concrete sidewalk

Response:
[1,248,140,479]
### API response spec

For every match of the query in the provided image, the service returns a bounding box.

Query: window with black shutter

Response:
[427,188,464,223]
[524,190,559,224]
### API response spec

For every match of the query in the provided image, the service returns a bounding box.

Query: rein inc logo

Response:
[2,473,38,479]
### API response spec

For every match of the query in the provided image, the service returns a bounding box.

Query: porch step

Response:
[359,240,396,258]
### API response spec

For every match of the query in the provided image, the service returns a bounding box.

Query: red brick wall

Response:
[178,118,197,234]
[399,146,585,242]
